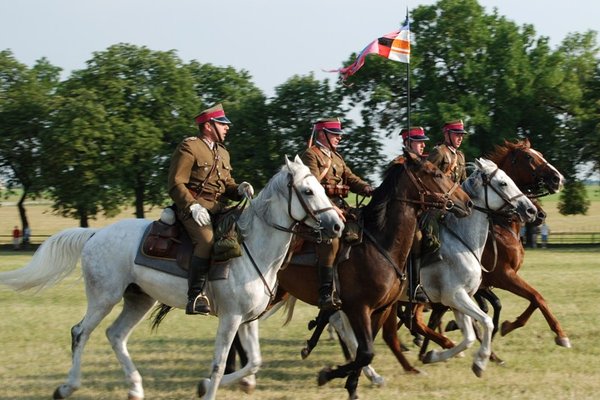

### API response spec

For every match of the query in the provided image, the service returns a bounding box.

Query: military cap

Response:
[400,126,429,141]
[194,103,232,125]
[443,119,467,134]
[314,118,344,134]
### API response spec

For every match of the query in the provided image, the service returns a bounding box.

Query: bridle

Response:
[253,172,336,243]
[397,166,462,212]
[447,166,527,273]
[509,149,552,198]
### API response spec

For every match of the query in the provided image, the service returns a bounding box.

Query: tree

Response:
[42,88,124,226]
[62,44,199,218]
[558,180,590,215]
[185,61,272,186]
[0,50,61,230]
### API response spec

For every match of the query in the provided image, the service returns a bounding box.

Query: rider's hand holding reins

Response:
[238,181,254,199]
[190,203,211,226]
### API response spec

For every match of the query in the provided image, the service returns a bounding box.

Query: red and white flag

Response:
[329,17,410,82]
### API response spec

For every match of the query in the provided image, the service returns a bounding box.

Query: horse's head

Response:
[465,158,538,223]
[282,155,344,239]
[490,138,565,197]
[403,150,473,218]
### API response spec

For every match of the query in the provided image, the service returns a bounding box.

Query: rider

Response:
[395,127,431,303]
[168,103,254,316]
[427,119,468,183]
[421,119,469,266]
[301,118,374,311]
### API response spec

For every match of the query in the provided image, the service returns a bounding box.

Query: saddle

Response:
[134,206,244,280]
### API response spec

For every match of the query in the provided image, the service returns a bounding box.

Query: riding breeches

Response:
[181,218,214,258]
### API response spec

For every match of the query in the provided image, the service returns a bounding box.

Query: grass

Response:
[0,248,599,399]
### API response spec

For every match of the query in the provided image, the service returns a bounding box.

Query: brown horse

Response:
[277,150,472,399]
[412,138,570,362]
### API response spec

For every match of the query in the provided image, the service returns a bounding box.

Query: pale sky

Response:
[2,0,598,97]
[1,0,599,173]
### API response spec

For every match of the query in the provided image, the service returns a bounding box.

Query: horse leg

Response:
[53,287,123,399]
[417,304,454,362]
[198,315,243,400]
[474,288,504,364]
[381,303,421,374]
[105,285,157,400]
[497,273,571,347]
[319,308,374,400]
[328,311,385,387]
[302,309,334,359]
[202,319,262,397]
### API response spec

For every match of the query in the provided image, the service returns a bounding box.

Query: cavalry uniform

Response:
[301,118,372,311]
[168,103,246,315]
[421,119,469,267]
[427,120,468,184]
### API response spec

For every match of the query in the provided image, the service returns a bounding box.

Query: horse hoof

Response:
[422,350,435,364]
[301,347,311,359]
[348,392,359,400]
[472,363,484,378]
[240,379,256,394]
[555,336,572,348]
[128,395,143,400]
[197,378,209,398]
[500,320,511,336]
[490,352,506,366]
[53,387,66,400]
[318,367,332,386]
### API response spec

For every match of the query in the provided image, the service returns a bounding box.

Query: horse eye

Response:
[304,189,314,195]
[500,181,508,187]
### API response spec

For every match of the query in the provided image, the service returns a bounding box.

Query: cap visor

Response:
[324,128,343,134]
[212,116,232,125]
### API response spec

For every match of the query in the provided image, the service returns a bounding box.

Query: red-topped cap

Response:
[194,103,232,125]
[443,119,466,134]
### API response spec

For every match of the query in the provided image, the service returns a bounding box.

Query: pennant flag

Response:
[329,16,410,82]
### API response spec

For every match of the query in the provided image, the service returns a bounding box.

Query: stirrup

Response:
[186,293,211,315]
[318,292,342,311]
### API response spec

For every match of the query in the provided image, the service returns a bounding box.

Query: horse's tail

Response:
[0,227,98,292]
[150,303,173,331]
[260,295,297,326]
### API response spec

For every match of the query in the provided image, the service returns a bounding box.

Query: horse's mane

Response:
[363,160,407,232]
[237,166,290,234]
[486,139,530,165]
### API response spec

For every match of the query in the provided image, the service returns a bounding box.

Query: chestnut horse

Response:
[413,138,569,360]
[277,151,472,399]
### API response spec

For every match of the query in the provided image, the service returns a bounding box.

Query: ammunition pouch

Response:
[323,184,350,198]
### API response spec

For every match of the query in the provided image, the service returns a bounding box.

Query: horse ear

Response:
[284,155,292,170]
[475,158,484,170]
[294,154,303,165]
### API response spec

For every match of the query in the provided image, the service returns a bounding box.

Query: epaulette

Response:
[216,142,227,149]
[183,136,199,142]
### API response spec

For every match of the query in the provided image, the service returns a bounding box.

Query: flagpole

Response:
[406,8,411,147]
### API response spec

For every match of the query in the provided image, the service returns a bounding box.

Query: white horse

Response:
[419,158,537,376]
[0,155,344,400]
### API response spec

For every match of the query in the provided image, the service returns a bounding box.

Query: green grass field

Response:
[0,248,599,399]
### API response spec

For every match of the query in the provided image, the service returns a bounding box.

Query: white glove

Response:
[238,181,255,199]
[190,203,211,226]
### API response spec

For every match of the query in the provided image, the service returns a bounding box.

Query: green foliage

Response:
[558,179,591,215]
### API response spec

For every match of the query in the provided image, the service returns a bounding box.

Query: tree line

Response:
[1,0,598,228]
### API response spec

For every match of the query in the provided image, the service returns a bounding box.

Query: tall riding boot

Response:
[317,265,341,311]
[186,256,211,315]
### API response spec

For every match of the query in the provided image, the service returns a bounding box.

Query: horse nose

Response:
[526,207,537,219]
[466,199,474,210]
[537,209,547,220]
[334,223,342,233]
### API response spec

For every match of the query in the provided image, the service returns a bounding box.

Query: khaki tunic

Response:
[427,143,467,183]
[301,144,369,266]
[167,136,241,257]
[301,145,370,198]
[168,136,240,215]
